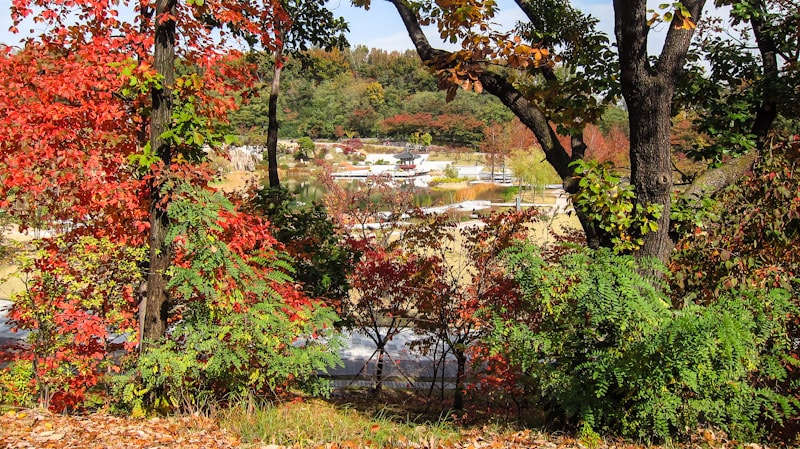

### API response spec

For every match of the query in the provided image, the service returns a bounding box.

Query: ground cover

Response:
[0,395,765,449]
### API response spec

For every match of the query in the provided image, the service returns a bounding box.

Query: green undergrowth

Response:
[218,396,462,448]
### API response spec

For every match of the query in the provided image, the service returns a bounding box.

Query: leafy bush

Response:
[0,360,36,408]
[260,188,354,306]
[2,236,145,411]
[295,137,315,161]
[669,141,800,440]
[569,159,662,252]
[115,181,341,415]
[488,244,797,442]
[443,164,461,180]
[671,142,800,305]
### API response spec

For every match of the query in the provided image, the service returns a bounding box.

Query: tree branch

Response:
[385,0,574,185]
[656,0,704,80]
[681,150,759,204]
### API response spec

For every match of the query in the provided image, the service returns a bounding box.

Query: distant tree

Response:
[582,124,629,166]
[481,122,513,182]
[264,0,348,189]
[294,136,315,161]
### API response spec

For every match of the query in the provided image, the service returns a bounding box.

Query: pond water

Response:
[284,179,326,205]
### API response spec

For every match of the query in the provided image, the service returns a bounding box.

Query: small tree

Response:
[320,171,414,246]
[294,136,315,161]
[118,174,341,412]
[399,208,541,410]
[508,146,561,200]
[344,244,435,395]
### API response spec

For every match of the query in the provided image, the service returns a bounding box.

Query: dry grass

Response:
[454,184,500,202]
[211,170,261,192]
[218,396,460,448]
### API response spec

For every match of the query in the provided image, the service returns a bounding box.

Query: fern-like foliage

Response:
[489,243,797,442]
[118,179,341,414]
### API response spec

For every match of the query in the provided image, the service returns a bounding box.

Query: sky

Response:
[326,0,617,52]
[0,0,621,52]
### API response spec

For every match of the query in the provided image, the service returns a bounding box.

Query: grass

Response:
[218,394,462,448]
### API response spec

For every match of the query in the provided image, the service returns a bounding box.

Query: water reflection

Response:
[285,180,326,205]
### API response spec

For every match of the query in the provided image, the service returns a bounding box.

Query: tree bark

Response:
[682,150,759,203]
[387,0,607,241]
[266,42,284,189]
[142,0,176,346]
[374,346,385,395]
[613,0,704,262]
[749,0,779,150]
[453,350,466,410]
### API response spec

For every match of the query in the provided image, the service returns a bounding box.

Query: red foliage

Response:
[5,236,143,411]
[555,124,630,166]
[0,0,290,411]
[0,44,146,238]
[393,209,541,407]
[380,112,484,143]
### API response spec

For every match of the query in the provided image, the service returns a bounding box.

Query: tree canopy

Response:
[365,0,798,262]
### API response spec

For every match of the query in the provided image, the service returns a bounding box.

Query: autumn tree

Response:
[398,209,541,410]
[362,0,794,263]
[481,122,513,183]
[345,245,435,395]
[262,0,348,189]
[319,170,425,394]
[1,0,343,409]
[6,0,294,344]
[320,171,415,246]
[0,13,149,409]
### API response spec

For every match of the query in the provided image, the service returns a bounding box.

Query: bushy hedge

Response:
[488,245,797,442]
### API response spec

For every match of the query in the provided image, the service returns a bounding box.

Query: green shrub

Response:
[488,244,797,442]
[114,181,341,415]
[0,360,36,408]
[443,164,460,180]
[500,186,520,202]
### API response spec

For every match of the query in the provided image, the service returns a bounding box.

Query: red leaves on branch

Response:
[0,0,293,411]
[0,43,146,237]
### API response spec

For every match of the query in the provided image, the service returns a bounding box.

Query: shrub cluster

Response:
[488,245,797,442]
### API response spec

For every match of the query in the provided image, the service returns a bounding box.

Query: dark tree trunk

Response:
[142,0,176,346]
[453,350,466,410]
[266,43,284,189]
[374,346,385,395]
[627,83,674,262]
[613,0,704,262]
[749,0,779,150]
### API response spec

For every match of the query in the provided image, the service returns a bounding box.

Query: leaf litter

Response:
[0,409,774,449]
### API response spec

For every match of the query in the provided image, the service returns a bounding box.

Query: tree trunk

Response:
[613,0,704,262]
[374,346,385,395]
[142,0,176,346]
[266,42,284,189]
[627,82,674,262]
[749,0,779,150]
[453,350,466,410]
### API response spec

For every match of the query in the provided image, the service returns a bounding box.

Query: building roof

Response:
[394,150,420,161]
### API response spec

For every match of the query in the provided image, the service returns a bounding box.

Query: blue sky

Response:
[326,0,617,52]
[1,0,713,58]
[0,0,617,51]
